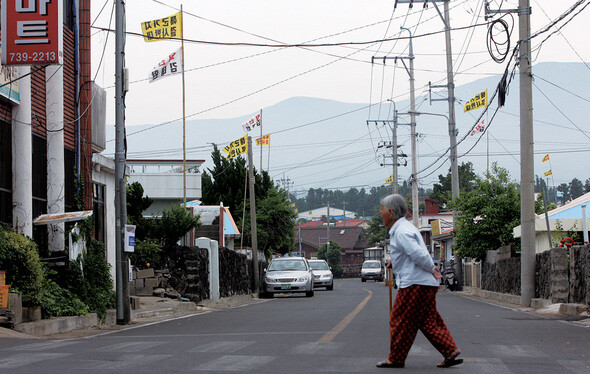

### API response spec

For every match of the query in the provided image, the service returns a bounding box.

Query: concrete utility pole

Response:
[114,0,130,324]
[401,26,419,228]
[327,202,330,252]
[247,136,260,293]
[518,0,535,307]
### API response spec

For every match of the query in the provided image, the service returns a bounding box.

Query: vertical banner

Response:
[140,12,182,42]
[242,113,261,132]
[463,89,488,112]
[255,134,270,146]
[1,0,64,65]
[222,134,249,159]
[149,48,183,82]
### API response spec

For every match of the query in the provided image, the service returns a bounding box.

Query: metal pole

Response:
[181,5,187,208]
[401,27,419,227]
[519,0,535,307]
[543,185,553,249]
[115,0,130,324]
[260,109,263,173]
[327,202,330,252]
[247,136,260,293]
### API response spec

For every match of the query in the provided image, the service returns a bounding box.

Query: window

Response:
[0,121,11,225]
[93,183,105,243]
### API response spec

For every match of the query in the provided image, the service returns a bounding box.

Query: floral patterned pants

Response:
[388,285,458,364]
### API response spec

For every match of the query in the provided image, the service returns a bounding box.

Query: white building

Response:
[298,206,358,221]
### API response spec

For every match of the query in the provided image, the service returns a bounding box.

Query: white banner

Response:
[242,113,261,132]
[149,48,182,83]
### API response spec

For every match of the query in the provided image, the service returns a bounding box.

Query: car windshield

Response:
[309,262,329,270]
[268,260,307,271]
[363,262,380,269]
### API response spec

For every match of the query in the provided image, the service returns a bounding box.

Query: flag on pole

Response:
[140,12,182,42]
[386,174,394,184]
[242,114,261,132]
[463,89,488,112]
[469,119,486,136]
[222,134,248,159]
[544,170,553,177]
[149,48,182,83]
[542,154,550,162]
[256,134,270,146]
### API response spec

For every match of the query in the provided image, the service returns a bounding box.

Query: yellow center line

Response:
[317,289,373,343]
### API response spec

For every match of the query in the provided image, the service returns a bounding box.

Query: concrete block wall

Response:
[549,247,568,303]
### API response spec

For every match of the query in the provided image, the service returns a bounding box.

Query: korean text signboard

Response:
[0,62,21,103]
[149,48,182,83]
[463,89,488,113]
[141,12,182,42]
[222,134,248,159]
[1,0,64,65]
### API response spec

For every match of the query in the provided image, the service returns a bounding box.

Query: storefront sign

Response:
[0,61,21,103]
[1,0,64,65]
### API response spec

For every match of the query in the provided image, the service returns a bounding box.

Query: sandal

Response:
[376,360,405,368]
[437,349,463,368]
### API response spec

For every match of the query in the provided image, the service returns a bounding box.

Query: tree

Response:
[431,162,478,209]
[453,163,521,260]
[569,178,585,199]
[585,178,590,193]
[203,144,295,258]
[318,241,343,277]
[367,207,387,246]
[557,183,570,204]
[126,182,154,224]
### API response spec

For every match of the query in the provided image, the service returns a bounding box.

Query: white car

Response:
[261,257,314,298]
[308,259,334,290]
[361,260,384,282]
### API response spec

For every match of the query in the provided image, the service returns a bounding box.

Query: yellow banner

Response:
[256,134,270,146]
[222,134,248,159]
[431,219,441,236]
[463,89,488,112]
[385,174,393,184]
[141,12,182,42]
[544,170,552,177]
[542,154,550,162]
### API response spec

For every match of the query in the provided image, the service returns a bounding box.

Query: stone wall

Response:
[219,247,250,297]
[166,246,209,303]
[535,250,551,299]
[482,257,521,295]
[570,245,589,304]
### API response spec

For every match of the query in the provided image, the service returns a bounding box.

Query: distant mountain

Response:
[105,62,590,194]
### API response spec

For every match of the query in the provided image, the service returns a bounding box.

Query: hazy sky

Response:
[92,0,589,193]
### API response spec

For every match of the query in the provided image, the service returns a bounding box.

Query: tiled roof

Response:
[334,219,368,227]
[298,226,368,250]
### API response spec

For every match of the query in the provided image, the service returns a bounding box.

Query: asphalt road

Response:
[1,279,589,373]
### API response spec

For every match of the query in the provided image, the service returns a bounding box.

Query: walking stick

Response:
[387,269,393,313]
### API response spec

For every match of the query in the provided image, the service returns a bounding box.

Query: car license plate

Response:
[281,284,291,290]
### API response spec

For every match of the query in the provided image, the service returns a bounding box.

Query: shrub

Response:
[0,224,44,306]
[129,238,162,268]
[40,270,89,318]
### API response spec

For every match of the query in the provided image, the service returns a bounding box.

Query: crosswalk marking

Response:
[8,341,76,351]
[75,354,173,370]
[95,341,166,352]
[289,342,344,355]
[488,344,547,357]
[188,341,255,353]
[557,359,590,373]
[0,353,70,369]
[193,355,274,372]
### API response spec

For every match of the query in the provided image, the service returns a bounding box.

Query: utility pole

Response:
[518,0,535,307]
[114,0,130,324]
[485,0,535,306]
[326,202,330,252]
[367,118,407,195]
[247,136,260,293]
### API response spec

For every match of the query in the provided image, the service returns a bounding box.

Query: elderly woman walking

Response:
[376,194,462,369]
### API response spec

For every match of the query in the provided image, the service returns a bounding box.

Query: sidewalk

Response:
[0,294,263,339]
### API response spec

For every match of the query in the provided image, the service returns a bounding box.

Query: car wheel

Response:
[260,291,273,299]
[306,290,314,297]
[361,278,366,282]
[326,284,333,291]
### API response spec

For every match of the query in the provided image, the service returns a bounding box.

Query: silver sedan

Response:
[308,259,334,290]
[261,257,315,298]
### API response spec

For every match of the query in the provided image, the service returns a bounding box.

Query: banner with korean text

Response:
[386,175,394,184]
[469,119,486,136]
[149,48,182,83]
[222,134,249,159]
[242,114,261,132]
[256,134,270,146]
[1,0,63,65]
[141,12,182,42]
[463,89,488,113]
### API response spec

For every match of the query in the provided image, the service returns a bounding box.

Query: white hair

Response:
[380,194,408,220]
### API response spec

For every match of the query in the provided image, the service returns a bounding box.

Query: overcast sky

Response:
[92,0,589,193]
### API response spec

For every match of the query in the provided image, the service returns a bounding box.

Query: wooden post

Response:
[388,269,393,313]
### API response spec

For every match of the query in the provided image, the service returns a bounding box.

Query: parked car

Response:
[308,259,334,290]
[261,257,314,298]
[361,260,384,282]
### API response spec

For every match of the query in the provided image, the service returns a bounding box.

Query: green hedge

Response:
[0,224,44,306]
